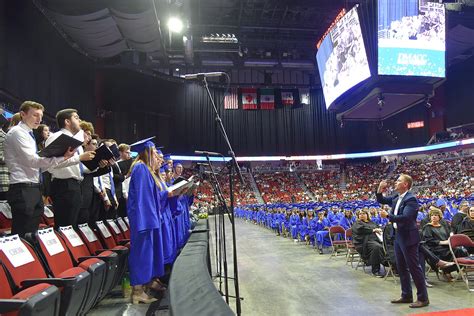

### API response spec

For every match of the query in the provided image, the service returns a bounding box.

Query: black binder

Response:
[82,145,114,171]
[38,134,83,158]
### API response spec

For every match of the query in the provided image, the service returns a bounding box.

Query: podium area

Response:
[210,215,473,315]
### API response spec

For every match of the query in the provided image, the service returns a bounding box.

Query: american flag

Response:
[224,88,239,110]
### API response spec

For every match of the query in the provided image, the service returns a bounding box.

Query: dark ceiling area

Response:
[34,0,352,72]
[34,0,474,81]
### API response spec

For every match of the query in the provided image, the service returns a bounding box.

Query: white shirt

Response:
[46,129,82,181]
[393,191,408,229]
[5,122,64,184]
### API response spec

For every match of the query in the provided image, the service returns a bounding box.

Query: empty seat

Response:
[58,225,117,298]
[0,201,12,230]
[40,206,55,227]
[32,227,106,313]
[0,264,61,316]
[0,234,89,316]
[116,217,130,239]
[93,221,129,286]
[77,223,126,288]
[104,219,129,246]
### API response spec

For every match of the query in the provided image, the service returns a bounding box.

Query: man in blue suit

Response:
[378,174,429,308]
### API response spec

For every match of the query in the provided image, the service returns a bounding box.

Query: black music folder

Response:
[82,145,115,171]
[38,134,83,158]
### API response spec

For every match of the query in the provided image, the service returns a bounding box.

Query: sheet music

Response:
[106,219,121,234]
[0,235,35,267]
[96,221,112,238]
[43,206,54,218]
[38,228,65,256]
[0,201,12,219]
[59,226,84,247]
[117,218,128,232]
[78,224,98,242]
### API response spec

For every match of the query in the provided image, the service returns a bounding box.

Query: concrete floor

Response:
[210,216,474,316]
[88,215,473,315]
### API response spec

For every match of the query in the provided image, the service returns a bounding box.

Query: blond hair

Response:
[399,174,413,189]
[428,206,443,219]
[79,121,95,135]
[129,148,166,191]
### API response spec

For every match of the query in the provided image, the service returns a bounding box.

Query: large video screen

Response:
[316,6,371,109]
[378,0,446,77]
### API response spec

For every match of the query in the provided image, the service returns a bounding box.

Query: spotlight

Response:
[377,94,385,109]
[167,17,183,33]
[425,97,432,109]
[377,120,384,130]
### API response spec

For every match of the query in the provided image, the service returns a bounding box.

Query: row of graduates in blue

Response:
[234,196,473,253]
[126,137,194,304]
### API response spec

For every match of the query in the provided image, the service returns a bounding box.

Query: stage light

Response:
[425,96,432,109]
[377,94,385,109]
[167,17,183,33]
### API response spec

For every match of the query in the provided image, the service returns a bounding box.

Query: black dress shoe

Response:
[372,271,384,278]
[390,297,413,304]
[409,300,430,308]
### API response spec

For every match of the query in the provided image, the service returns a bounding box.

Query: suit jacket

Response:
[112,163,125,200]
[376,191,420,247]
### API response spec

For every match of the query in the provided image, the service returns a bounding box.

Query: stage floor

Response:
[209,215,474,316]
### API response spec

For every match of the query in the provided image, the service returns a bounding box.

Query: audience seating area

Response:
[0,208,132,315]
[192,149,473,207]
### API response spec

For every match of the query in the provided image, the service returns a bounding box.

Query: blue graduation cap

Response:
[130,136,156,154]
[159,166,166,173]
[163,154,172,161]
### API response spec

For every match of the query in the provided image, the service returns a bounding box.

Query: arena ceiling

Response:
[35,0,474,71]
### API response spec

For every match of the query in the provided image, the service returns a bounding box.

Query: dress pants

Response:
[394,236,428,302]
[8,183,43,237]
[51,178,82,228]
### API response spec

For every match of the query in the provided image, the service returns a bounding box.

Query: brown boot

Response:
[131,285,158,304]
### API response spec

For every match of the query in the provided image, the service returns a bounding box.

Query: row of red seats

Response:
[0,207,131,315]
[0,202,55,234]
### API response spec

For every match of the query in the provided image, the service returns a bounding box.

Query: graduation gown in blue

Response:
[127,163,165,286]
[158,186,178,264]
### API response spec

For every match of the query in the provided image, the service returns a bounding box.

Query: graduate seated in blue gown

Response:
[300,209,316,245]
[338,209,355,230]
[315,211,331,254]
[289,209,301,240]
[282,208,292,237]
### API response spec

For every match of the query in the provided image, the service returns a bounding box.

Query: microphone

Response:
[182,72,225,80]
[194,150,222,156]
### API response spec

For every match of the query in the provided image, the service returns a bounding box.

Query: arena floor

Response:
[210,215,474,316]
[86,215,473,315]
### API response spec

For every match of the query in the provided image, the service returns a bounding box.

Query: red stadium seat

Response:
[0,201,12,230]
[0,264,61,316]
[104,219,129,246]
[0,234,89,316]
[77,223,127,289]
[116,217,131,239]
[57,225,118,298]
[30,227,104,314]
[40,206,55,227]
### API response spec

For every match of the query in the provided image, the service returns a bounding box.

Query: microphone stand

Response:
[197,75,243,315]
[204,158,229,302]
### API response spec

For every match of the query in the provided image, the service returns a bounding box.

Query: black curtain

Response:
[103,69,421,156]
[1,0,95,126]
